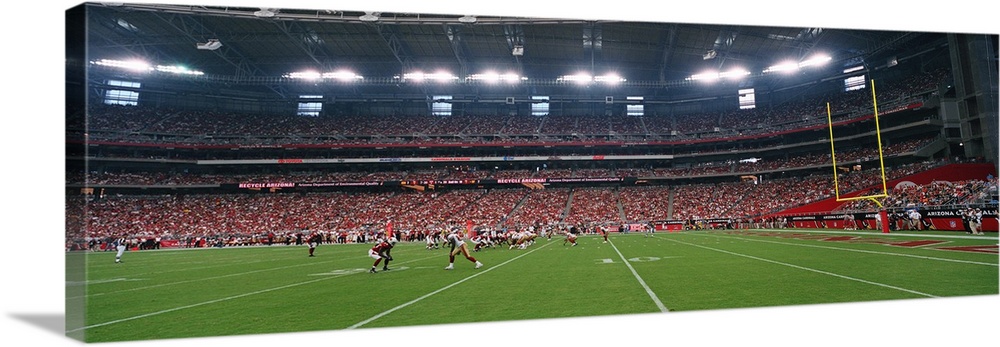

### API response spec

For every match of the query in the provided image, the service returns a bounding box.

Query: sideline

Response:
[749,228,997,240]
[690,231,997,267]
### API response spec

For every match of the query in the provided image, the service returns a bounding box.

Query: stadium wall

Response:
[786,208,999,232]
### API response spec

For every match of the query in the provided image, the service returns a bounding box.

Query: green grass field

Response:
[66,229,999,343]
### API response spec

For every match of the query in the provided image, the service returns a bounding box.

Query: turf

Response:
[67,229,999,342]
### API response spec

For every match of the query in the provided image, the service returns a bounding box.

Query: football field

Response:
[67,229,999,343]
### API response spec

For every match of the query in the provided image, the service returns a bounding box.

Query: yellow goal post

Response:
[826,79,889,208]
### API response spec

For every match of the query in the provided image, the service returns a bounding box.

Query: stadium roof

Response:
[79,2,954,97]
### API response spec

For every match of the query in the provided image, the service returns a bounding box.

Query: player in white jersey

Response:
[113,235,128,263]
[843,214,856,230]
[524,231,537,247]
[510,230,536,249]
[426,229,443,250]
[969,208,984,235]
[510,230,533,249]
[563,227,578,246]
[444,231,483,270]
[507,230,521,249]
[907,209,923,230]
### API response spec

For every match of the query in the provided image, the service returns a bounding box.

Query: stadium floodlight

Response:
[285,71,323,80]
[155,65,204,76]
[403,71,457,83]
[719,68,750,79]
[764,61,799,74]
[91,59,153,72]
[595,74,625,84]
[285,70,363,81]
[558,73,593,84]
[324,71,363,81]
[687,71,720,82]
[470,72,499,83]
[406,72,426,81]
[799,54,831,68]
[468,72,521,84]
[687,68,746,82]
[765,55,830,74]
[429,71,459,83]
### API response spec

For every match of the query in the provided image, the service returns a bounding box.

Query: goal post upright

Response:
[826,79,891,232]
[826,102,843,201]
[870,79,889,197]
[869,79,891,233]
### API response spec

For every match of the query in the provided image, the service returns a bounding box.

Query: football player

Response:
[444,231,483,270]
[369,237,397,273]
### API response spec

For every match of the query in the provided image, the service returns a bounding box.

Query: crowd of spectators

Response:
[77,68,948,147]
[502,114,546,134]
[75,136,941,187]
[619,186,672,222]
[68,157,988,251]
[532,169,573,179]
[835,178,996,212]
[67,67,973,249]
[732,136,937,173]
[739,175,834,217]
[502,188,571,227]
[668,184,717,221]
[563,188,621,225]
[571,169,614,178]
[450,189,529,227]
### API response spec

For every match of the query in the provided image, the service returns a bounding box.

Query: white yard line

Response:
[82,246,359,277]
[608,239,670,312]
[72,247,414,299]
[67,254,439,333]
[67,272,351,333]
[67,259,336,300]
[347,241,554,329]
[663,237,938,298]
[691,232,997,267]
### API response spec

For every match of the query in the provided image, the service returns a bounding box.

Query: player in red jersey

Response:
[444,231,483,270]
[307,230,322,257]
[470,232,489,252]
[369,237,397,273]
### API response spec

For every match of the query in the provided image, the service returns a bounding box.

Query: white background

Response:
[2,1,997,346]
